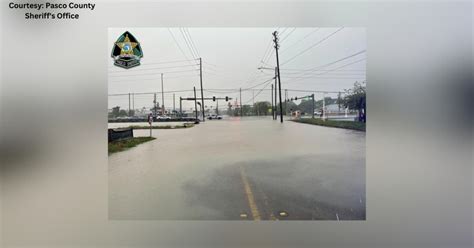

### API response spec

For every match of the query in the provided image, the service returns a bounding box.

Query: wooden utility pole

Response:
[161,73,165,116]
[240,88,242,117]
[128,93,131,116]
[252,89,255,115]
[199,58,205,121]
[273,31,283,123]
[193,87,198,120]
[271,84,274,119]
[274,67,278,120]
[153,93,157,117]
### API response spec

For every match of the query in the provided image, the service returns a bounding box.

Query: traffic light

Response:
[212,96,216,101]
[295,97,298,101]
[225,96,229,101]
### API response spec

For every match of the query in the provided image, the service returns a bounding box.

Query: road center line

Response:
[239,166,261,220]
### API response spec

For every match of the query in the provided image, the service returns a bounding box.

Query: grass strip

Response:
[292,118,365,131]
[108,137,156,154]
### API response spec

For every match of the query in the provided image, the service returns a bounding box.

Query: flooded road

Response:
[109,117,365,220]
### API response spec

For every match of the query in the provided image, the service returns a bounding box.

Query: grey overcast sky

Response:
[108,28,366,111]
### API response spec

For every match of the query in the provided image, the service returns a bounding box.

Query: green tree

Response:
[118,110,128,117]
[298,99,315,115]
[242,105,253,116]
[277,101,297,115]
[255,101,271,116]
[342,81,366,122]
[110,106,121,118]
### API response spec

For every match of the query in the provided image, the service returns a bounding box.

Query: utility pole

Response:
[271,84,274,120]
[161,73,165,116]
[179,97,182,116]
[322,92,326,119]
[240,88,242,117]
[132,93,135,115]
[252,89,255,115]
[173,93,176,114]
[193,87,198,121]
[285,89,288,116]
[273,31,283,123]
[216,99,219,115]
[312,94,315,119]
[153,93,157,117]
[199,58,205,122]
[274,67,278,120]
[128,93,131,116]
[338,91,341,113]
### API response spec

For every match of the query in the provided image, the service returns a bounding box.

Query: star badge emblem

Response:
[116,34,138,56]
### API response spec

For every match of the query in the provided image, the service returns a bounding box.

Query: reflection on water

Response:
[109,117,366,220]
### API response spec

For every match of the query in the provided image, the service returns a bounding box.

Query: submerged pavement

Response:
[109,117,365,220]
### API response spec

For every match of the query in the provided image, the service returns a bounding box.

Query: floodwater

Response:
[108,117,365,220]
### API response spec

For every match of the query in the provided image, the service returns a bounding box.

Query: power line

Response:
[180,28,198,59]
[108,58,197,69]
[168,28,199,69]
[239,35,276,90]
[281,27,344,66]
[279,27,296,43]
[278,28,289,37]
[108,89,194,96]
[280,28,320,54]
[282,49,366,78]
[280,68,364,72]
[108,87,354,97]
[184,28,200,58]
[244,77,275,90]
[109,69,199,78]
[108,63,198,74]
[282,58,366,84]
[286,89,343,94]
[243,79,273,104]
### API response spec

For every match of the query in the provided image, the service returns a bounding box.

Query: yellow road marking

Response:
[255,181,278,220]
[239,166,261,220]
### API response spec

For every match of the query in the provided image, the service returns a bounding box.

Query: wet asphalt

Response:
[108,117,365,220]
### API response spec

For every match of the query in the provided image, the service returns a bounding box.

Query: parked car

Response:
[156,115,171,121]
[207,114,222,120]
